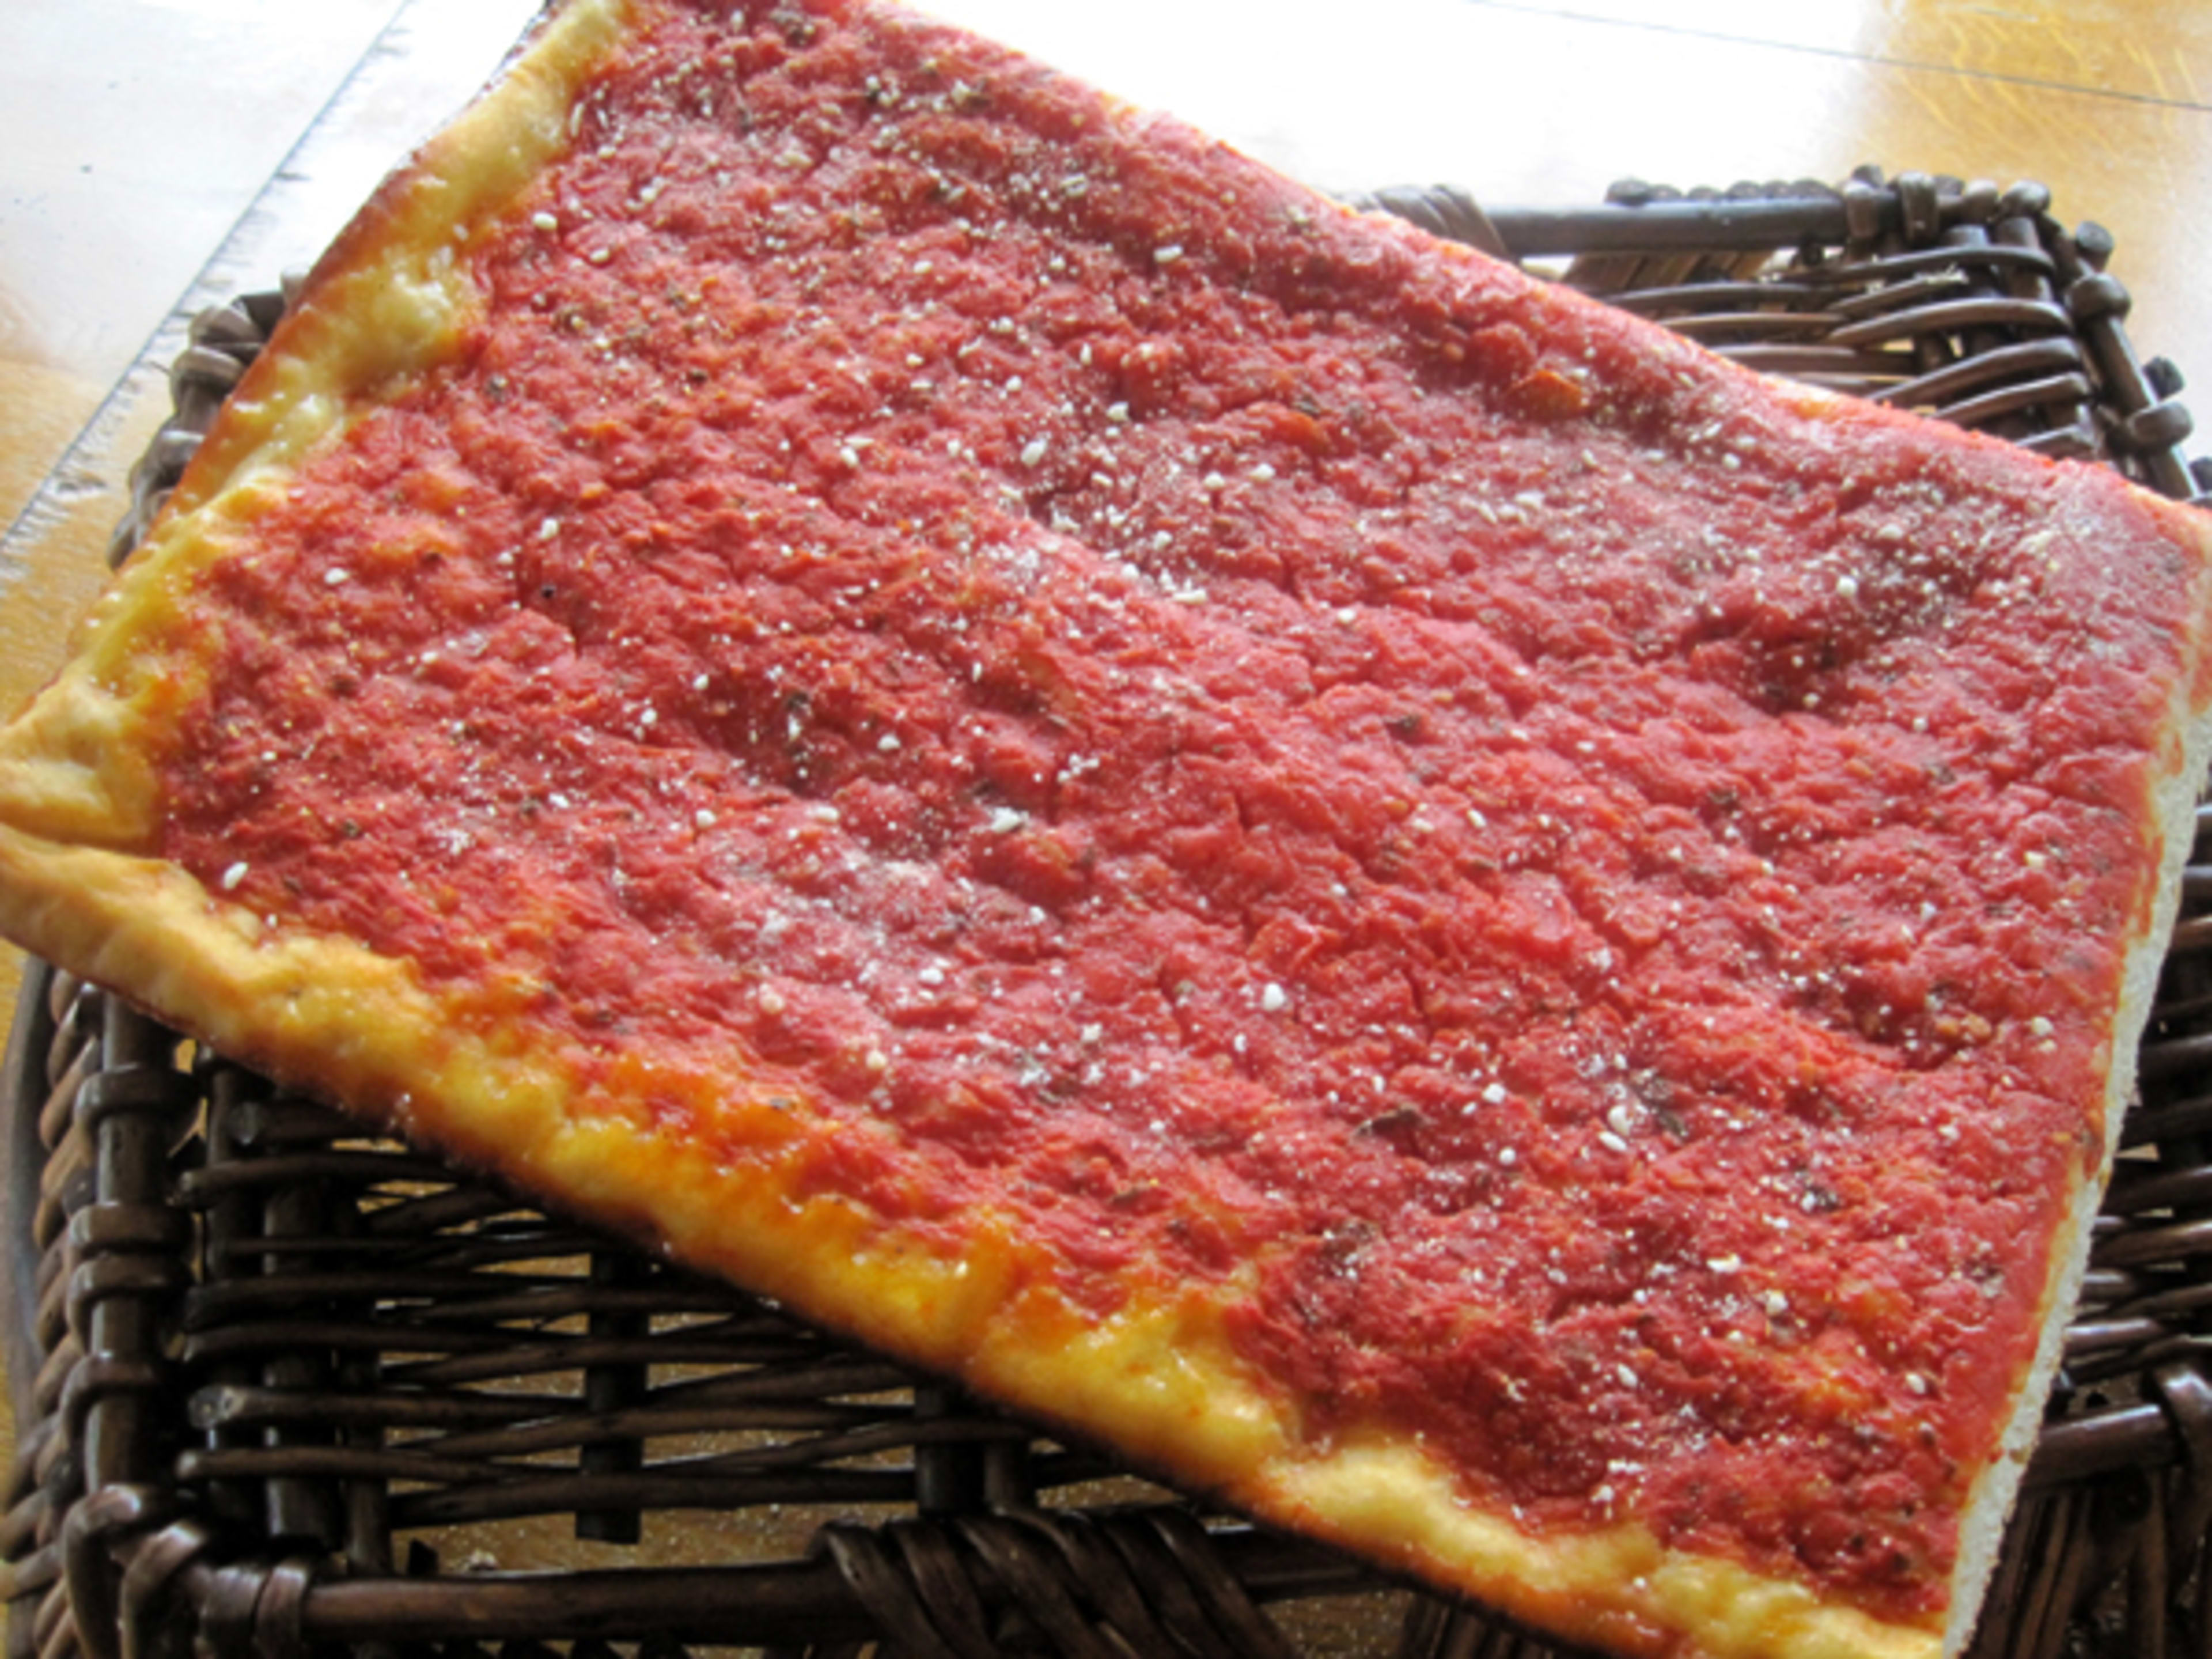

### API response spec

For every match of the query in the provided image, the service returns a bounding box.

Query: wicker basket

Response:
[5,167,2211,1659]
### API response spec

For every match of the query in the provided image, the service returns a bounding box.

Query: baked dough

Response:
[5,4,2211,1656]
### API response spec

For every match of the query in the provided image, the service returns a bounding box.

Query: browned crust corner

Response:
[168,0,637,524]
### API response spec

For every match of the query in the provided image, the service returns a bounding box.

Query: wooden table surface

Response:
[1,0,2209,1530]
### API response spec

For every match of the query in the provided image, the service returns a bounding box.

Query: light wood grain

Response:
[933,0,2212,383]
[1478,0,2212,105]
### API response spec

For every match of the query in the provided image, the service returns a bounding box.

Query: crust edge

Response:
[1941,480,2212,1659]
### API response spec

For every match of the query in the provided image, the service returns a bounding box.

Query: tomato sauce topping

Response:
[156,0,2199,1621]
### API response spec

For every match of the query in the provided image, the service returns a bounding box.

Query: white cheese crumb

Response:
[1498,1147,1517,1167]
[988,807,1028,834]
[539,517,561,540]
[1259,983,1289,1013]
[757,986,787,1016]
[694,809,716,829]
[1707,1255,1742,1274]
[1020,436,1049,467]
[1763,1290,1790,1317]
[1105,402,1130,423]
[531,211,559,233]
[219,862,249,892]
[324,569,350,586]
[1482,1082,1509,1106]
[1154,244,1184,264]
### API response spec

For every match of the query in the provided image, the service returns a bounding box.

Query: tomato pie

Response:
[3,3,2210,1656]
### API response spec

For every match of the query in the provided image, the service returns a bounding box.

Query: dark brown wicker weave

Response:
[6,166,2212,1659]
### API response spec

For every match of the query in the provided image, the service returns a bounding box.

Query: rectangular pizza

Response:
[3,3,2211,1656]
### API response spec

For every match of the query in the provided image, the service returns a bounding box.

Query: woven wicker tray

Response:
[5,167,2210,1659]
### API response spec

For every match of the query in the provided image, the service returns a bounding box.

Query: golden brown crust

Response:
[3,7,2210,1659]
[164,0,635,522]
